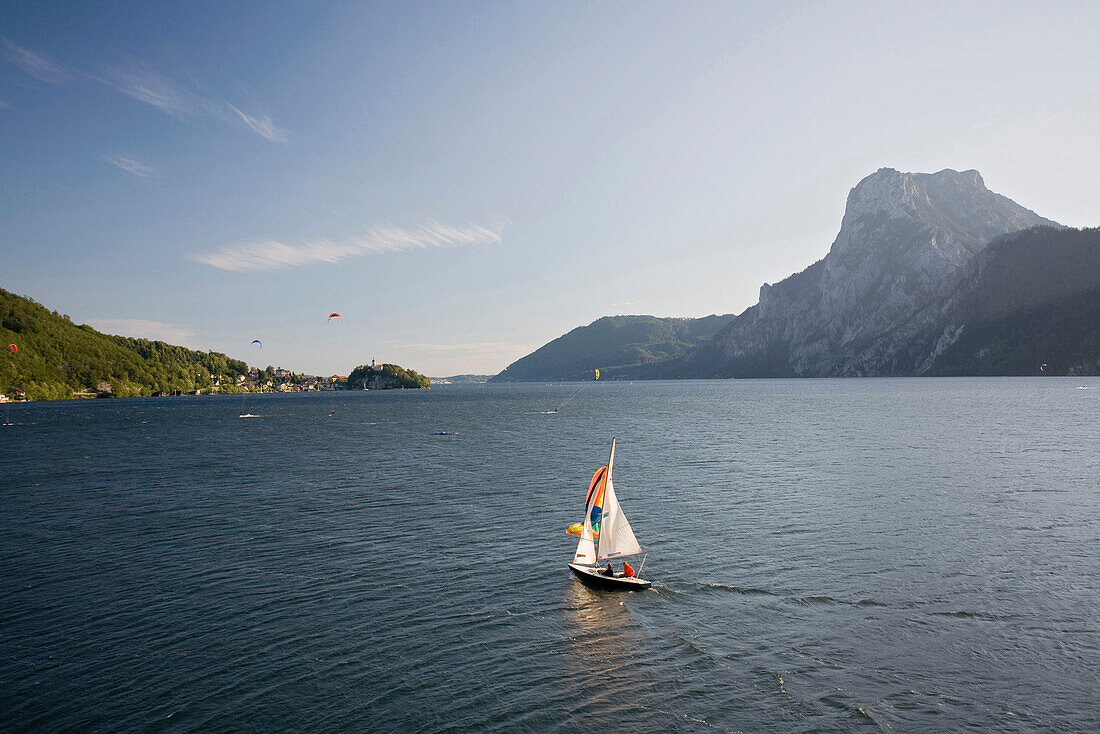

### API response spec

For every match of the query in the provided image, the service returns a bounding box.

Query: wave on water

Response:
[791,594,889,607]
[704,582,779,596]
[238,414,261,418]
[930,609,1018,621]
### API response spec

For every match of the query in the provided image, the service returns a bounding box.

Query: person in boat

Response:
[601,563,615,576]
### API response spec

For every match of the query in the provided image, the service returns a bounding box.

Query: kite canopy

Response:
[251,339,262,349]
[6,343,16,354]
[1041,363,1048,371]
[594,368,600,380]
[328,313,342,321]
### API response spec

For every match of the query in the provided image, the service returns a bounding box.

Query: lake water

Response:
[2,379,1097,732]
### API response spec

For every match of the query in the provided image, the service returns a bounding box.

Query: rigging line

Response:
[556,380,592,412]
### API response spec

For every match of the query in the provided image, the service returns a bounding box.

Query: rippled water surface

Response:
[2,379,1098,732]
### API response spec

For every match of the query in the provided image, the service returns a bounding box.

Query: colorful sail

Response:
[584,465,608,534]
[565,521,598,538]
[585,466,607,506]
[572,458,610,565]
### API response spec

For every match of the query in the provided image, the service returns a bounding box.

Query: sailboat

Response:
[567,438,651,590]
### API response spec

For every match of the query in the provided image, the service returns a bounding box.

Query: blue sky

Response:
[2,1,1097,375]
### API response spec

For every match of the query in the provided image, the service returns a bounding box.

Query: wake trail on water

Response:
[704,582,780,596]
[703,583,893,610]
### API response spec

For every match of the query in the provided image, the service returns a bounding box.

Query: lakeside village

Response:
[0,360,429,402]
[0,370,344,401]
[173,368,350,396]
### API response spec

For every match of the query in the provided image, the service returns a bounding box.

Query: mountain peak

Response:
[832,167,1056,260]
[845,167,988,223]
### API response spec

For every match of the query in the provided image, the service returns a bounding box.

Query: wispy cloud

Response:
[193,220,506,272]
[96,64,286,142]
[1,37,71,84]
[2,39,287,143]
[95,63,193,119]
[102,154,159,178]
[85,319,196,345]
[94,61,207,120]
[227,103,288,143]
[0,98,9,109]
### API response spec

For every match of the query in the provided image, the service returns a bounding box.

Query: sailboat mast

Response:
[596,438,616,562]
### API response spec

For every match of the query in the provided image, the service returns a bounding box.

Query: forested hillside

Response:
[491,314,733,381]
[347,363,430,389]
[926,226,1100,375]
[1,288,251,399]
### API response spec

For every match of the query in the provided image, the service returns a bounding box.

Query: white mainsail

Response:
[596,439,642,560]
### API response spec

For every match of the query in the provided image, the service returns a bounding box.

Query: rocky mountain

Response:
[677,168,1062,377]
[495,168,1095,380]
[490,314,734,381]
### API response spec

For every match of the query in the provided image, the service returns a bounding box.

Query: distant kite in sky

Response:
[251,339,262,349]
[328,313,342,322]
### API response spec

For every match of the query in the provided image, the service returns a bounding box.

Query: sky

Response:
[2,1,1097,376]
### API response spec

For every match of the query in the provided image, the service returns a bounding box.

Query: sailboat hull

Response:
[568,563,651,591]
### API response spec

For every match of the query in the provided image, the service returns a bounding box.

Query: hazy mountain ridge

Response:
[490,314,734,381]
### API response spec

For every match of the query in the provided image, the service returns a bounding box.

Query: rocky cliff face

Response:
[684,168,1059,376]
